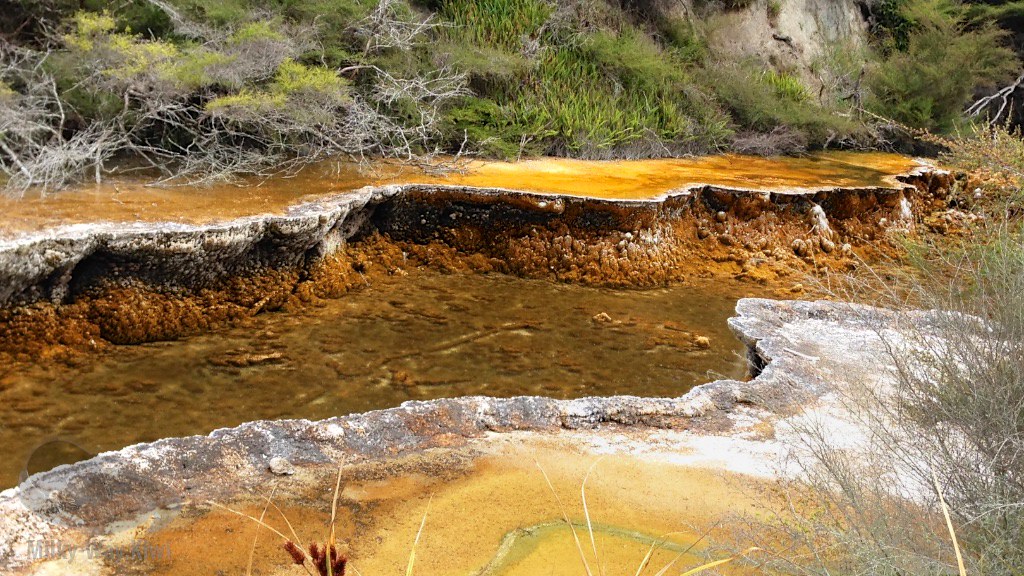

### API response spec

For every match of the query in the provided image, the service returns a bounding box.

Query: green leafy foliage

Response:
[866,0,1017,132]
[656,17,708,63]
[761,70,809,102]
[8,0,1019,187]
[434,0,732,157]
[705,62,865,145]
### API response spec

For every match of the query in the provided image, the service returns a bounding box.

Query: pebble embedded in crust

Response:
[269,457,296,476]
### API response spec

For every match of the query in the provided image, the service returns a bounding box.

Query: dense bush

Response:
[866,0,1018,131]
[432,0,736,158]
[703,62,868,151]
[0,0,467,191]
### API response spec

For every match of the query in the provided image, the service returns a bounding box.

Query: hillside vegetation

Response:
[0,0,1019,190]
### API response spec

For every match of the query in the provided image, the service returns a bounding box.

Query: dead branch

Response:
[966,72,1024,125]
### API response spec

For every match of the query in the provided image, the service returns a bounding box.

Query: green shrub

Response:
[583,29,689,93]
[430,1,730,157]
[872,0,914,52]
[436,0,552,50]
[761,70,809,102]
[442,96,526,158]
[694,0,755,11]
[657,17,708,64]
[169,0,250,25]
[867,0,1017,132]
[438,42,529,81]
[501,43,729,156]
[706,62,864,146]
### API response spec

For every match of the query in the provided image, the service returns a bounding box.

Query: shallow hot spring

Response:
[0,269,768,488]
[132,438,772,576]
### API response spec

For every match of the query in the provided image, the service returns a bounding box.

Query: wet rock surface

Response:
[0,297,934,574]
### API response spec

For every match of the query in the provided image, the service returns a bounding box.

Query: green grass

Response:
[761,70,809,102]
[436,0,552,51]
[704,62,865,145]
[434,2,733,157]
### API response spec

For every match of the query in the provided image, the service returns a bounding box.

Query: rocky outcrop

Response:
[0,297,939,575]
[675,0,870,83]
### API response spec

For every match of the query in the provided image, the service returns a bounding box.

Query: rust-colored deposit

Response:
[0,238,407,360]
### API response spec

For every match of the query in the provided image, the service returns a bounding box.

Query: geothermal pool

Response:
[0,269,769,487]
[137,440,768,576]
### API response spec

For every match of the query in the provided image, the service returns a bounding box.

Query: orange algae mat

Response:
[140,441,771,576]
[0,152,925,238]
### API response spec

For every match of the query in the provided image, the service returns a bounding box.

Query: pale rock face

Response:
[694,0,868,81]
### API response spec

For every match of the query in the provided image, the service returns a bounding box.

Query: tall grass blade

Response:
[210,500,293,542]
[327,465,344,576]
[932,469,967,576]
[535,459,594,576]
[265,497,305,550]
[581,458,606,576]
[212,500,315,576]
[632,531,691,576]
[678,547,760,576]
[406,495,433,576]
[246,486,277,576]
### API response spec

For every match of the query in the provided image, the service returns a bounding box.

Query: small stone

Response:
[718,234,735,246]
[211,351,284,368]
[694,336,711,349]
[840,243,853,256]
[973,188,983,199]
[269,457,296,476]
[696,228,711,240]
[715,211,728,223]
[791,283,804,293]
[819,238,835,253]
[592,312,613,323]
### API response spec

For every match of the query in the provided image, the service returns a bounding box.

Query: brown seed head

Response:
[283,540,306,565]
